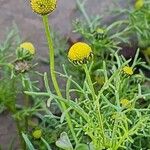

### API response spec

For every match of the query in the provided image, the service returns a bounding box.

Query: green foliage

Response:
[0,27,60,149]
[23,2,150,150]
[75,143,89,150]
[25,1,150,149]
[1,1,150,150]
[22,133,35,150]
[56,132,73,150]
[26,52,150,149]
[0,23,20,63]
[0,78,17,113]
[0,25,20,112]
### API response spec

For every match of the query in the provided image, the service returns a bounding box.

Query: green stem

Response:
[83,64,105,145]
[24,94,29,132]
[9,78,26,149]
[42,15,78,144]
[22,74,31,132]
[9,105,26,149]
[9,107,26,150]
[83,64,96,100]
[76,0,91,26]
[16,121,26,150]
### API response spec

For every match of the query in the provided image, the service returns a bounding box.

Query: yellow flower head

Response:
[68,42,93,65]
[135,0,144,10]
[20,42,35,55]
[123,66,133,75]
[30,0,57,15]
[120,99,130,108]
[32,129,42,139]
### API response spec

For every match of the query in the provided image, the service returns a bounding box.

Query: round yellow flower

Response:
[122,66,133,75]
[120,99,130,108]
[32,129,42,139]
[135,0,144,10]
[68,42,93,65]
[20,42,35,55]
[30,0,57,15]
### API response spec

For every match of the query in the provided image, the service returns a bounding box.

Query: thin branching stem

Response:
[83,64,106,145]
[42,15,78,144]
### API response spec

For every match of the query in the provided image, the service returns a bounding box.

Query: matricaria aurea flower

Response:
[16,42,35,61]
[122,66,133,75]
[20,42,35,55]
[120,99,131,108]
[30,0,57,15]
[68,42,93,65]
[32,129,42,139]
[135,0,144,10]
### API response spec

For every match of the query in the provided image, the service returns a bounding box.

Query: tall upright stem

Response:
[42,15,78,144]
[83,64,96,100]
[16,121,26,150]
[83,64,105,145]
[10,78,26,149]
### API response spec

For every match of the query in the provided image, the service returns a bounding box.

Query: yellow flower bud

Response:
[30,0,57,15]
[16,42,35,61]
[135,0,144,10]
[93,28,106,40]
[32,129,42,139]
[122,66,133,75]
[68,42,93,65]
[120,99,130,108]
[20,42,35,55]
